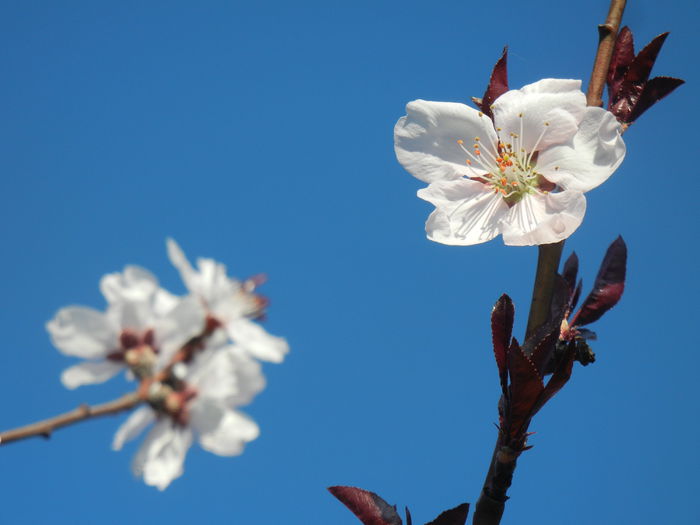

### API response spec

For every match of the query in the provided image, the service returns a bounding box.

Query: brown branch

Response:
[525,242,565,339]
[472,2,627,523]
[587,0,628,107]
[0,392,142,446]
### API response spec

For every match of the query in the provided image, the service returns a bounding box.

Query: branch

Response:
[587,0,628,107]
[473,2,627,523]
[0,392,141,446]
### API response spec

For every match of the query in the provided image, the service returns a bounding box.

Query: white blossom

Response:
[167,239,289,363]
[394,79,625,246]
[112,345,265,490]
[47,266,204,389]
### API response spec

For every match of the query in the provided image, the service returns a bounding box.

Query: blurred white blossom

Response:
[112,345,265,490]
[47,266,204,389]
[167,239,289,363]
[394,79,626,246]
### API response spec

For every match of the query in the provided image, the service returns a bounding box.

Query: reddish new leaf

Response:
[625,32,669,85]
[506,340,544,440]
[329,486,403,525]
[629,76,685,122]
[425,503,470,525]
[476,47,508,119]
[570,279,583,316]
[491,294,514,393]
[607,26,635,101]
[571,236,627,327]
[529,328,560,378]
[562,252,579,296]
[531,342,576,416]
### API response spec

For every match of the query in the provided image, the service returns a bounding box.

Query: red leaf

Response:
[529,328,560,377]
[531,342,576,416]
[571,236,627,327]
[328,486,403,525]
[477,47,508,119]
[491,294,514,393]
[426,503,470,525]
[570,279,583,316]
[562,252,579,296]
[607,26,635,104]
[507,340,544,439]
[629,76,685,122]
[625,32,669,85]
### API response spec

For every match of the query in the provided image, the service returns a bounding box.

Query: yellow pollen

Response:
[518,113,523,118]
[478,112,484,117]
[544,122,550,126]
[457,139,464,144]
[474,137,480,142]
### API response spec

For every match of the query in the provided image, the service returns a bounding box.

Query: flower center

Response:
[457,113,553,205]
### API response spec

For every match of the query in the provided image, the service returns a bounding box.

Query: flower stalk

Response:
[472,1,627,523]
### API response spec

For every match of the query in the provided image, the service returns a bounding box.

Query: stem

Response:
[0,392,141,446]
[473,1,627,523]
[587,0,628,107]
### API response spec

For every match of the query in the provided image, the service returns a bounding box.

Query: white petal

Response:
[395,100,498,183]
[152,288,180,317]
[417,179,508,246]
[107,301,154,332]
[46,306,116,358]
[61,360,123,389]
[166,238,199,295]
[537,106,625,192]
[188,346,266,405]
[112,406,155,450]
[131,420,193,491]
[100,266,159,305]
[500,191,586,246]
[226,318,289,363]
[155,296,206,366]
[492,79,586,151]
[191,400,259,456]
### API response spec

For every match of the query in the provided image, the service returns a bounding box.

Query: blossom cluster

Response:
[46,239,288,489]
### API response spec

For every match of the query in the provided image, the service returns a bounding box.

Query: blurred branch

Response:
[0,392,141,446]
[472,1,627,523]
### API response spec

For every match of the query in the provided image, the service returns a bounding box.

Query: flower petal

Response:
[190,399,260,456]
[395,100,497,183]
[156,296,206,366]
[492,79,586,151]
[46,306,116,358]
[100,266,159,305]
[500,191,586,246]
[112,406,155,450]
[166,238,200,294]
[131,420,193,491]
[537,106,625,192]
[226,318,289,363]
[417,179,508,246]
[60,360,123,389]
[188,346,266,405]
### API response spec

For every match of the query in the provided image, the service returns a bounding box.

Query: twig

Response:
[472,1,627,523]
[0,392,141,446]
[587,0,628,107]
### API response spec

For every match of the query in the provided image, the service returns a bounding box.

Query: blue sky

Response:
[0,1,698,523]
